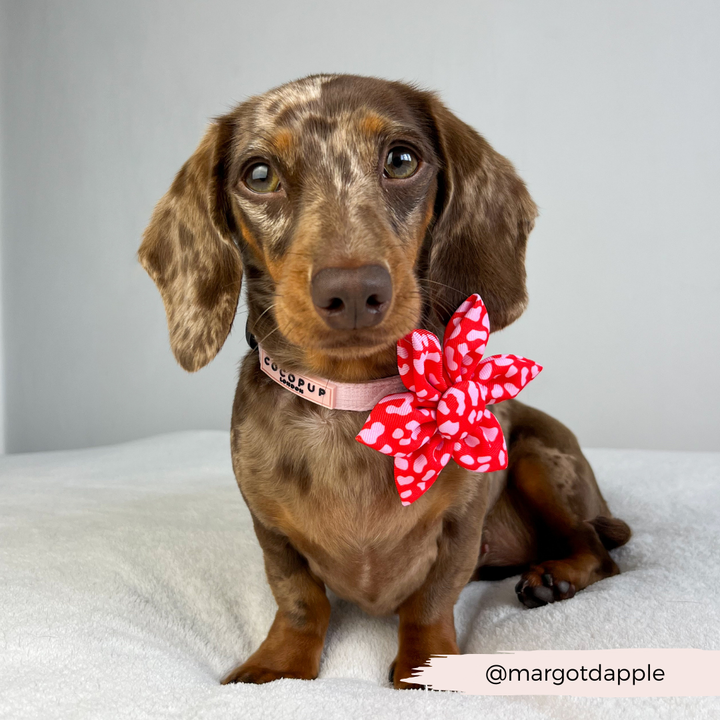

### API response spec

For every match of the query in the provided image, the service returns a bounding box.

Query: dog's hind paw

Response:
[515,566,577,608]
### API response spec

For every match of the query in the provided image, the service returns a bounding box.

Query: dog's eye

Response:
[244,163,281,193]
[384,147,419,179]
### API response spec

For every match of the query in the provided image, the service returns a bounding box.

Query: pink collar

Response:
[258,345,406,411]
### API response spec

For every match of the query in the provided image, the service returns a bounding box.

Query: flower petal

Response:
[356,392,437,455]
[452,410,508,472]
[397,329,447,402]
[476,355,543,404]
[395,434,449,505]
[442,294,490,384]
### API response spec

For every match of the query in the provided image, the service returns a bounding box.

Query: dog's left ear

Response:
[424,96,538,331]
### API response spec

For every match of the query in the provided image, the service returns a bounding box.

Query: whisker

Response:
[249,303,276,333]
[256,324,282,346]
[415,279,468,316]
[417,278,468,297]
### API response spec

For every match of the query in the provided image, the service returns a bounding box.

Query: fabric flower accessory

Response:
[355,294,542,505]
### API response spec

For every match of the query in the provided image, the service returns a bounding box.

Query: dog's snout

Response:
[311,265,392,330]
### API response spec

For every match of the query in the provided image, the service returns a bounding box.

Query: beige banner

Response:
[403,649,720,696]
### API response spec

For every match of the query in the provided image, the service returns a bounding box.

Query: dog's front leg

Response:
[390,512,484,690]
[221,514,331,685]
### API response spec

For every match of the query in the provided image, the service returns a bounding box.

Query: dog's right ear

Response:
[138,116,242,372]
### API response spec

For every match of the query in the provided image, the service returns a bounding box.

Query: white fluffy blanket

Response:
[1,432,718,719]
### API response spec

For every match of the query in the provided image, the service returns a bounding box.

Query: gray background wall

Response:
[0,0,718,454]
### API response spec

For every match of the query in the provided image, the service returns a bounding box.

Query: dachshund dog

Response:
[138,74,631,689]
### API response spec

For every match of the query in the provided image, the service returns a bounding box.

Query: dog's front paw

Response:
[222,608,328,685]
[221,661,315,685]
[390,624,459,690]
[388,659,430,690]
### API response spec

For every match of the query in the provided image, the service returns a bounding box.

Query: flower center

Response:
[435,382,486,441]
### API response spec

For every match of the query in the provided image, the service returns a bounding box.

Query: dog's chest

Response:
[234,390,457,614]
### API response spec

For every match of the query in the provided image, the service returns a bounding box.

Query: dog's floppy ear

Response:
[425,97,537,331]
[138,116,242,372]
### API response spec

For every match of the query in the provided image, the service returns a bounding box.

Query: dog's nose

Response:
[311,265,392,330]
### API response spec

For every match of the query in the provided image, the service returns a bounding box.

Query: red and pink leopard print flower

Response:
[356,294,542,505]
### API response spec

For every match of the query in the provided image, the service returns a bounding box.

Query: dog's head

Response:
[139,75,537,380]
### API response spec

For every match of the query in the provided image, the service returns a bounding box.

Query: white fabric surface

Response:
[1,431,718,719]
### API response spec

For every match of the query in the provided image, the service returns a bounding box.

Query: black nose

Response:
[311,265,392,330]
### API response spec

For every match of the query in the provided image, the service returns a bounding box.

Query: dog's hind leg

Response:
[499,403,631,609]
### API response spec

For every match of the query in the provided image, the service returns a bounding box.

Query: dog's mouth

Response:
[306,328,399,355]
[294,331,405,381]
[271,300,420,379]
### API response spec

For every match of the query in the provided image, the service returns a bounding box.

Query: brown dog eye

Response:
[384,147,419,179]
[244,163,281,193]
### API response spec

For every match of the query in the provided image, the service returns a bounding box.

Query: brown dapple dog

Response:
[138,74,631,689]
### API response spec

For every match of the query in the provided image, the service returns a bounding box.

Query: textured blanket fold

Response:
[1,431,718,719]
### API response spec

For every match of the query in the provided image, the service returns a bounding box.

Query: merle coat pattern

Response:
[139,74,631,689]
